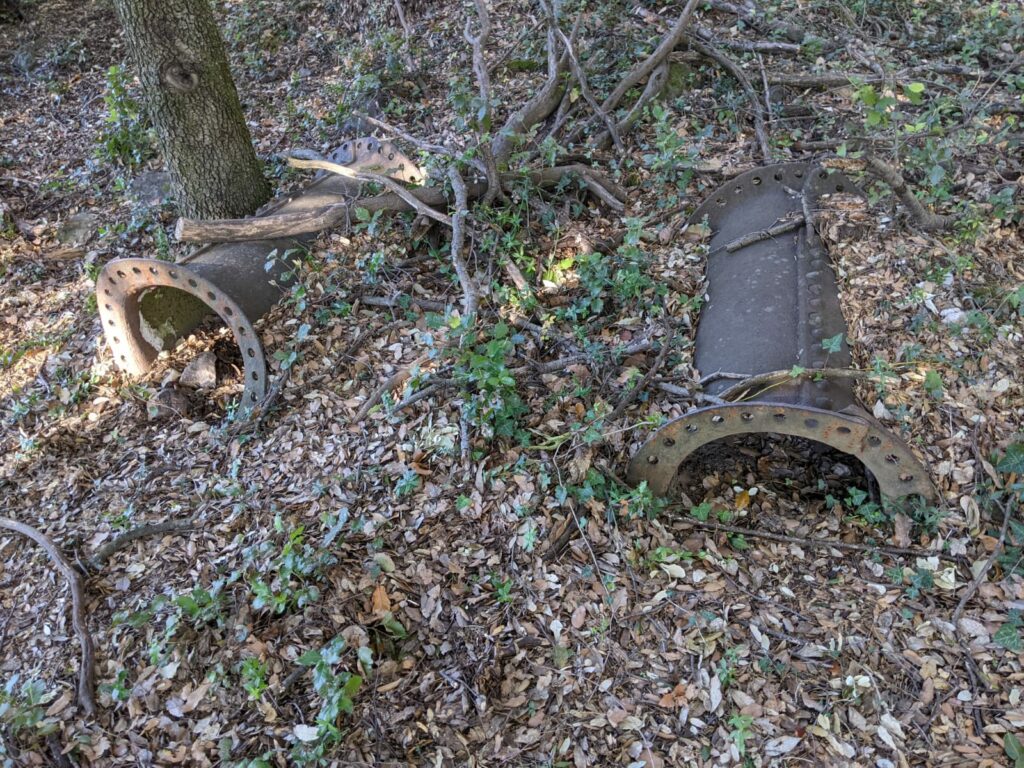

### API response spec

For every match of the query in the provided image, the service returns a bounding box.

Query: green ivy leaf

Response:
[995,621,1023,652]
[1005,732,1024,763]
[997,444,1024,475]
[821,333,844,354]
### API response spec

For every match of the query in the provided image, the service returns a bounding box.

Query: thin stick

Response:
[0,518,96,716]
[722,216,803,252]
[360,295,449,313]
[447,166,479,322]
[674,515,962,563]
[953,500,1012,625]
[358,114,475,167]
[395,378,456,412]
[603,332,674,425]
[87,518,195,571]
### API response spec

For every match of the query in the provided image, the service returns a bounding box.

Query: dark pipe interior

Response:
[671,432,875,506]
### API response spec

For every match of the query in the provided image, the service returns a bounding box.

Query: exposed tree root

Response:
[0,517,96,717]
[864,155,955,232]
[447,165,479,322]
[87,518,195,571]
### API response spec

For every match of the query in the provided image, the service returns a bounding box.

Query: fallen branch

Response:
[466,0,502,203]
[0,518,96,716]
[721,215,803,252]
[693,26,801,54]
[675,515,962,563]
[176,163,625,244]
[542,0,622,151]
[360,294,449,313]
[174,182,469,243]
[592,61,671,150]
[287,156,453,228]
[687,35,772,162]
[87,518,195,571]
[394,378,456,412]
[567,0,701,145]
[601,0,702,115]
[492,22,569,164]
[864,155,955,232]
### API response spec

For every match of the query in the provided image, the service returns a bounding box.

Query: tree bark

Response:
[111,0,271,219]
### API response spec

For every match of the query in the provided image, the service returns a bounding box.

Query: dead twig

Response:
[354,354,430,422]
[394,378,456,412]
[603,331,674,426]
[721,215,803,252]
[674,515,963,563]
[953,499,1012,626]
[0,517,96,716]
[287,155,453,228]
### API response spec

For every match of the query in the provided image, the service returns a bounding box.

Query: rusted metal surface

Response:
[97,138,421,416]
[628,163,934,500]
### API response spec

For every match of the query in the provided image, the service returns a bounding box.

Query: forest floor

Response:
[1,0,1023,766]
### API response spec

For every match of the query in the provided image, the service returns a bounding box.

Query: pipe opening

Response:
[669,433,872,504]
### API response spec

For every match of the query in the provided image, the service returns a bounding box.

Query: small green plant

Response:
[827,487,887,527]
[247,516,336,614]
[101,669,132,704]
[0,676,60,756]
[290,636,367,766]
[690,502,712,522]
[489,574,515,604]
[239,657,269,701]
[613,480,665,520]
[995,610,1023,652]
[728,713,755,759]
[393,469,422,498]
[96,64,153,169]
[1005,732,1024,768]
[450,322,526,441]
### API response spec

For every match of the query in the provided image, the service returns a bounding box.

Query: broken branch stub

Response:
[628,163,934,501]
[97,138,422,418]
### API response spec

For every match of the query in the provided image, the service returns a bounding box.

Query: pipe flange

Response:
[627,402,935,500]
[97,258,269,412]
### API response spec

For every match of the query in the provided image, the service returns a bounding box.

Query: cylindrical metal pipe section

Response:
[628,163,933,500]
[96,138,421,417]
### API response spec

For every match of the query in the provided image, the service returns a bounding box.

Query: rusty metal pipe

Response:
[96,138,421,417]
[628,163,933,500]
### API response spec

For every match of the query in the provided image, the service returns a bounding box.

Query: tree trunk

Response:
[111,0,271,219]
